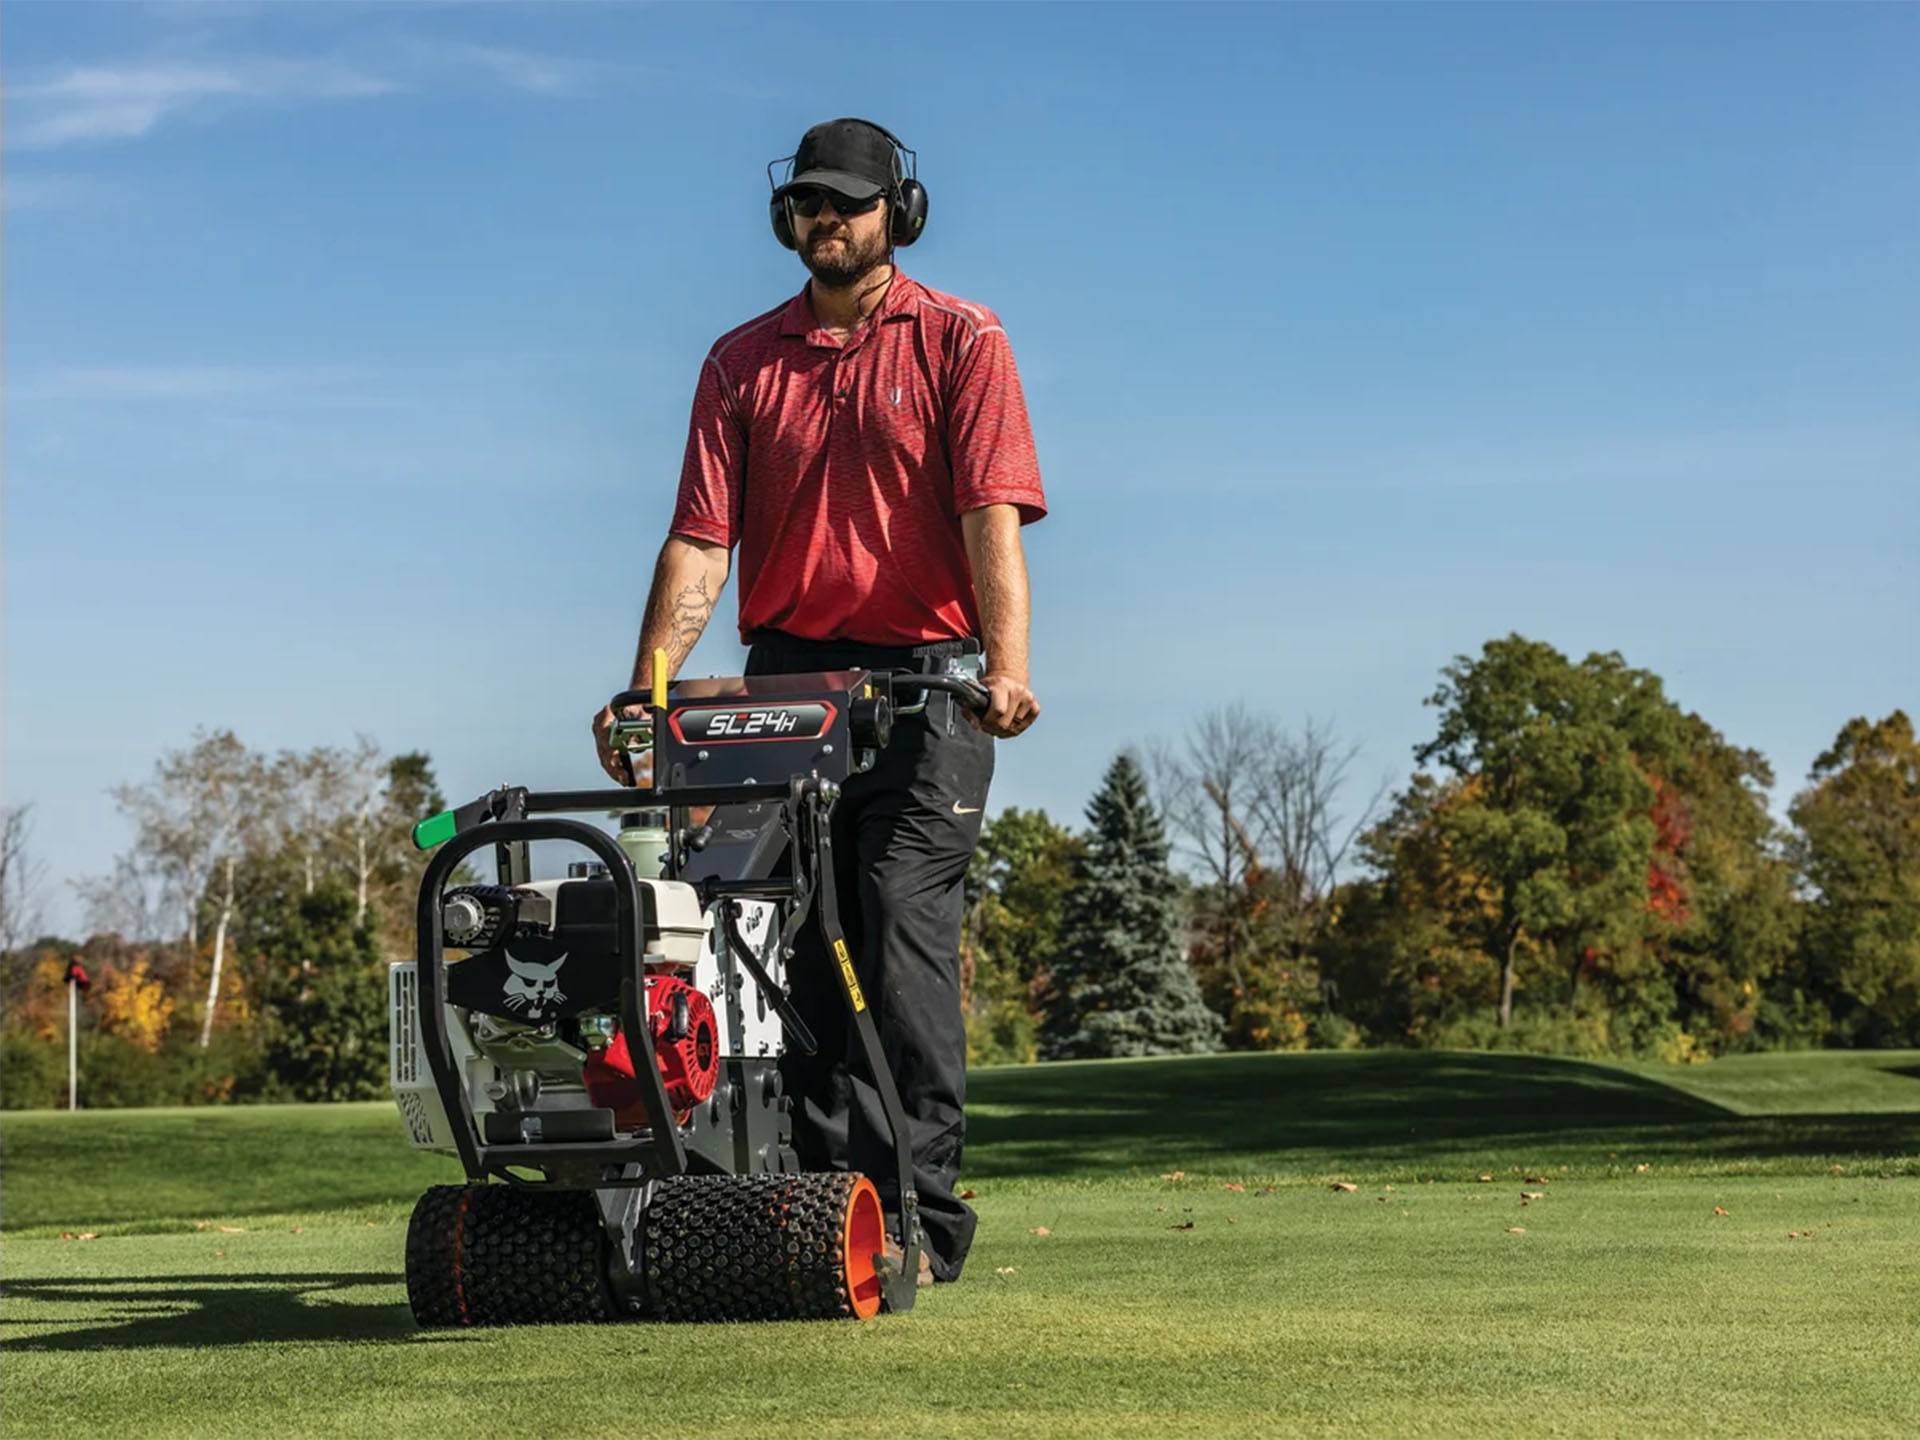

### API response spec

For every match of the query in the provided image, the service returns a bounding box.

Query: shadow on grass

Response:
[0,1271,447,1353]
[964,1050,1920,1178]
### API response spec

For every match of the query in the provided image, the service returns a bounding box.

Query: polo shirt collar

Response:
[778,270,924,343]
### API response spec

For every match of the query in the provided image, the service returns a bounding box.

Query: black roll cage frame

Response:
[412,772,928,1292]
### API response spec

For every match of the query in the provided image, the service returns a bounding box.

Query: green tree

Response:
[1790,711,1920,1044]
[1416,637,1681,1030]
[1340,636,1801,1057]
[1641,716,1800,1051]
[263,883,389,1101]
[962,807,1082,1064]
[1320,773,1505,1045]
[1040,754,1219,1060]
[370,751,453,961]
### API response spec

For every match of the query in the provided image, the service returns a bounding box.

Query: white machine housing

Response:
[389,878,785,1156]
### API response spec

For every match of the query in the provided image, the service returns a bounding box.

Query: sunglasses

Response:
[786,186,885,219]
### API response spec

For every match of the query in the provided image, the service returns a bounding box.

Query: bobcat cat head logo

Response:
[502,951,568,1019]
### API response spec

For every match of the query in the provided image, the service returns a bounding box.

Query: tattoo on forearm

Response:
[634,553,721,689]
[666,576,715,669]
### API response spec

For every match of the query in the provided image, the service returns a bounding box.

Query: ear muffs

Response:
[771,194,798,251]
[889,177,928,247]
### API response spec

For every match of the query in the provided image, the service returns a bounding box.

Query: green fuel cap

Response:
[412,810,458,852]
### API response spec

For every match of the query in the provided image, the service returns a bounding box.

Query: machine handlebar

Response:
[892,673,991,715]
[605,672,990,722]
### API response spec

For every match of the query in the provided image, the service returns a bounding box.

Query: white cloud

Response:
[4,39,624,151]
[6,58,397,150]
[427,40,610,97]
[18,364,371,402]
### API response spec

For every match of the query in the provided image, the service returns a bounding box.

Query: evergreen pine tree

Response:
[1041,752,1221,1059]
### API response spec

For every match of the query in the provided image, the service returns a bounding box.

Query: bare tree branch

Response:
[101,731,268,1046]
[1247,716,1390,932]
[71,853,165,943]
[0,804,48,954]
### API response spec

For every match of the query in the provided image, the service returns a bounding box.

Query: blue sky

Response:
[5,2,1915,934]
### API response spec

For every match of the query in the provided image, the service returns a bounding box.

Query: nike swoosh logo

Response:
[952,802,982,815]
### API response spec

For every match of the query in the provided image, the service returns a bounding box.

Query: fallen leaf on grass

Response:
[193,1221,212,1232]
[213,1250,226,1259]
[1829,1165,1846,1176]
[1477,1174,1494,1183]
[1223,1183,1246,1193]
[1521,1191,1546,1201]
[59,1232,99,1241]
[1787,1230,1816,1240]
[217,1226,246,1234]
[995,1266,1017,1276]
[1160,1171,1186,1183]
[1330,1182,1359,1193]
[1523,1175,1549,1185]
[1506,1226,1528,1235]
[1227,1217,1238,1225]
[1634,1163,1651,1174]
[1169,1220,1195,1231]
[1029,1226,1052,1237]
[1153,1205,1167,1213]
[291,1226,306,1234]
[959,1189,977,1200]
[1712,1207,1730,1218]
[1257,1186,1277,1196]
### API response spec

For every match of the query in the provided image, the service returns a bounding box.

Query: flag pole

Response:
[68,972,78,1111]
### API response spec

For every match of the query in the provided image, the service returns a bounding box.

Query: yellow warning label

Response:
[833,938,866,1012]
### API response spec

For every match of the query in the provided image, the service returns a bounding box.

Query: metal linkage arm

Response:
[795,787,923,1310]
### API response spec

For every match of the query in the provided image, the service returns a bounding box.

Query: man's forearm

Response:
[630,535,732,689]
[960,505,1031,681]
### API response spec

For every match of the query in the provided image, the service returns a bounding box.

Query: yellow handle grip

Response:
[651,648,668,712]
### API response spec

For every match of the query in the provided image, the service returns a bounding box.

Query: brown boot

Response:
[879,1235,936,1288]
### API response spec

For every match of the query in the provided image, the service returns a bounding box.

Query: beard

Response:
[800,219,891,289]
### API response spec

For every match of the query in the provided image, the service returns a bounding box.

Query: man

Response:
[591,118,1046,1285]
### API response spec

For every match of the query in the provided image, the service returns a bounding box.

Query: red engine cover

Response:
[581,973,719,1129]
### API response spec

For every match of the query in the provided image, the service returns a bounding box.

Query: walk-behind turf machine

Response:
[390,657,988,1325]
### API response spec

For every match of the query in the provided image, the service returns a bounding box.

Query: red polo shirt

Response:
[670,273,1047,646]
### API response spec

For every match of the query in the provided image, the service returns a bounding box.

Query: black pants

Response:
[745,631,994,1281]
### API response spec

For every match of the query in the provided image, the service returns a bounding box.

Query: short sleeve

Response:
[945,324,1047,523]
[669,356,746,547]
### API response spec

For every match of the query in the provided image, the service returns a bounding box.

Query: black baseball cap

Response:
[773,118,899,202]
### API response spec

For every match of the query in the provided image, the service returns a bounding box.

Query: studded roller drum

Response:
[645,1172,885,1322]
[406,1183,614,1327]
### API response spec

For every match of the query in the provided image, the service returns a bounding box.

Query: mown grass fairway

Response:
[6,1051,1918,1437]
